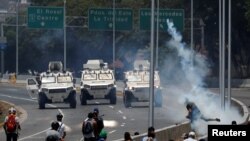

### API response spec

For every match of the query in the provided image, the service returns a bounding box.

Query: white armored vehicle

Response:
[26,61,77,109]
[123,60,162,108]
[80,59,116,105]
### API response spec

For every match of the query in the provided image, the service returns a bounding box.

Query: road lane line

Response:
[0,93,36,102]
[18,128,50,141]
[0,92,70,138]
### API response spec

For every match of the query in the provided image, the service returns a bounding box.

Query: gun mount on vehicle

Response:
[26,61,77,109]
[80,59,117,105]
[123,60,162,108]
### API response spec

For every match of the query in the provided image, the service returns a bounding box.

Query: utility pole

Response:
[16,0,19,75]
[190,0,194,67]
[1,24,5,77]
[113,0,116,75]
[64,0,66,70]
[149,0,155,127]
[156,0,159,69]
[227,0,232,108]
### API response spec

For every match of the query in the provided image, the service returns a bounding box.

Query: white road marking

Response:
[0,93,36,102]
[123,116,127,120]
[118,110,123,114]
[18,128,50,141]
[109,130,116,134]
[109,105,114,109]
[0,93,70,138]
[103,120,118,127]
[120,123,125,127]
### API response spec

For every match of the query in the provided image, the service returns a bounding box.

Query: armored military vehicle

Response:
[80,59,116,105]
[26,61,77,109]
[123,60,162,108]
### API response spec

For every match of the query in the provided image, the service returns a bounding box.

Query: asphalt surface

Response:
[0,83,186,141]
[0,83,249,141]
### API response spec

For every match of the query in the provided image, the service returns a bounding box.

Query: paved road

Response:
[0,84,184,141]
[0,83,249,141]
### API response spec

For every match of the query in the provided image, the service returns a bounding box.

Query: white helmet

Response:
[8,107,16,114]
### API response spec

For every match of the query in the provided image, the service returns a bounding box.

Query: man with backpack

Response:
[92,108,104,138]
[82,112,97,141]
[3,107,21,141]
[56,113,66,141]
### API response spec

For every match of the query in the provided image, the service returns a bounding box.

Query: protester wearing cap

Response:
[93,108,99,114]
[56,113,66,140]
[183,131,197,141]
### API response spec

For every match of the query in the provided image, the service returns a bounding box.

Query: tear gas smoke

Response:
[159,19,243,135]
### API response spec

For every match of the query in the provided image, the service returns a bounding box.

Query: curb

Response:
[0,100,27,132]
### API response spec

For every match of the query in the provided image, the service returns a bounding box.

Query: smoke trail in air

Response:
[159,19,244,135]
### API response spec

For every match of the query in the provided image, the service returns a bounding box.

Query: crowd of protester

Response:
[2,106,247,141]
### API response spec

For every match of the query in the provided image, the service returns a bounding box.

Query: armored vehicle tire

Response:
[69,91,77,108]
[80,90,87,105]
[123,91,132,108]
[109,88,117,104]
[154,89,163,107]
[38,92,46,109]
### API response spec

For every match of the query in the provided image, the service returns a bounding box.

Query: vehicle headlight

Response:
[41,88,49,93]
[83,85,91,89]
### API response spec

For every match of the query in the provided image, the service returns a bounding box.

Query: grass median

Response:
[0,100,22,128]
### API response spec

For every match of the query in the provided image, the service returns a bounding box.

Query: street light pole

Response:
[191,0,193,50]
[113,0,116,74]
[156,0,159,69]
[1,24,4,77]
[149,0,155,127]
[64,0,66,70]
[16,0,19,75]
[227,0,232,108]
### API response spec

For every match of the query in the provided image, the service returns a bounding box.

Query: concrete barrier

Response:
[197,97,250,140]
[114,121,191,141]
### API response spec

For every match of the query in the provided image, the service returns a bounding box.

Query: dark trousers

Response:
[6,133,18,141]
[84,137,96,141]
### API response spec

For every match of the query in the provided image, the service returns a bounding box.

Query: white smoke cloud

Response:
[160,19,244,135]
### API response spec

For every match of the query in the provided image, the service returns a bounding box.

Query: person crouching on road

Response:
[46,121,61,141]
[4,107,21,141]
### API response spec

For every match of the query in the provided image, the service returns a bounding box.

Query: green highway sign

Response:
[88,8,133,31]
[28,6,64,29]
[140,9,184,32]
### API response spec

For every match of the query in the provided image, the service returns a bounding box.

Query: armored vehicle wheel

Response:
[38,92,46,109]
[80,90,87,105]
[69,91,77,108]
[123,91,132,108]
[154,89,163,107]
[109,88,117,104]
